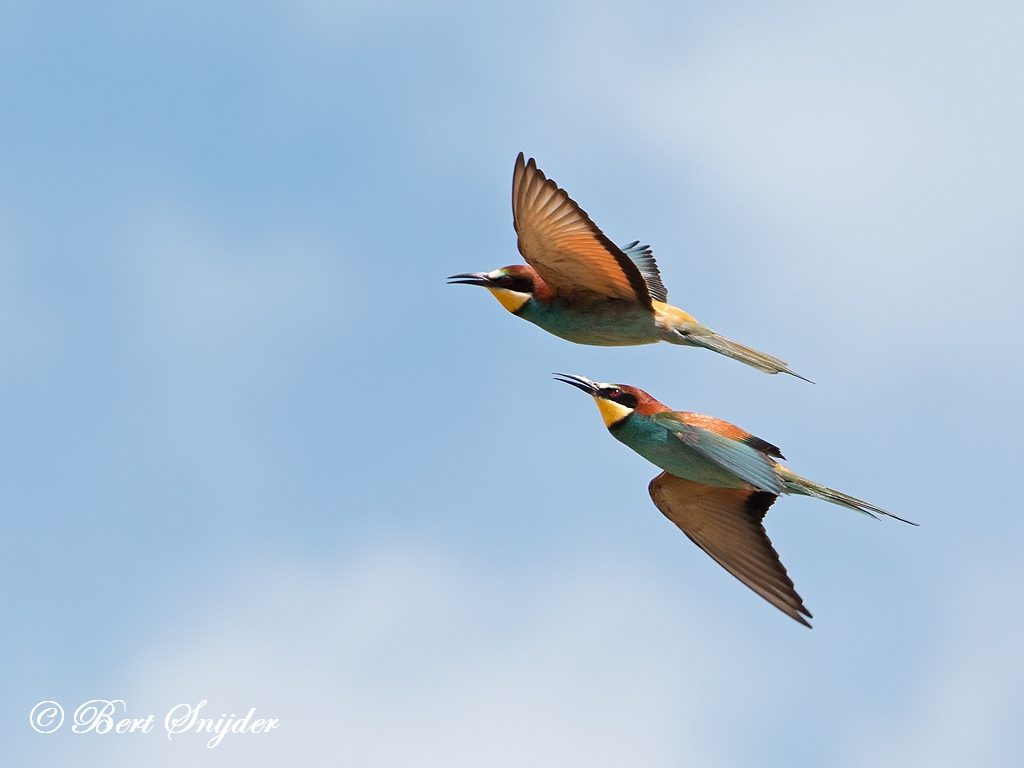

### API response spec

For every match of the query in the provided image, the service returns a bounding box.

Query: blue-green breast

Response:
[518,298,661,346]
[610,414,751,489]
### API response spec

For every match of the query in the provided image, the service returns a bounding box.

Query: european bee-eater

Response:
[554,373,915,626]
[449,154,808,380]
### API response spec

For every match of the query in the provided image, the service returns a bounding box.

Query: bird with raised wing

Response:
[553,373,915,626]
[449,154,808,380]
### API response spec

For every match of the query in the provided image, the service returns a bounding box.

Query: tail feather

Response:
[672,326,812,382]
[779,469,918,526]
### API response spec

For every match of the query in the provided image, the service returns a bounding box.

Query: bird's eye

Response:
[608,388,621,399]
[499,275,515,288]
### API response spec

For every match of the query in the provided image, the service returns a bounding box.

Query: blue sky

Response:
[2,0,1023,765]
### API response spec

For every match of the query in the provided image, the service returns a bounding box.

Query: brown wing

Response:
[648,472,811,626]
[673,412,785,459]
[512,153,652,308]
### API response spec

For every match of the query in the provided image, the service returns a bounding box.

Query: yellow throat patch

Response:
[486,287,530,314]
[595,397,633,428]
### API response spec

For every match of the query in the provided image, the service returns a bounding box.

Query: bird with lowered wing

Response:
[554,373,915,626]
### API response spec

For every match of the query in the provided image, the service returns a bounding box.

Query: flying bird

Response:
[449,153,808,380]
[554,373,915,626]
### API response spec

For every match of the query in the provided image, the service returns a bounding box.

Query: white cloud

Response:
[552,0,1024,348]
[62,546,736,767]
[851,559,1024,767]
[123,206,345,357]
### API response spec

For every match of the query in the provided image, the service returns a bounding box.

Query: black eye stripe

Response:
[494,274,533,293]
[598,388,638,409]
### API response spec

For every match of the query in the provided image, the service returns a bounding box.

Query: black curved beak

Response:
[447,272,493,287]
[553,373,599,396]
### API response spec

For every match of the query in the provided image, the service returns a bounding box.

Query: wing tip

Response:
[877,509,920,526]
[783,368,815,384]
[792,612,813,628]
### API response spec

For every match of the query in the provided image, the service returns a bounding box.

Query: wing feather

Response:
[512,153,652,308]
[651,412,786,494]
[648,472,811,626]
[621,241,668,303]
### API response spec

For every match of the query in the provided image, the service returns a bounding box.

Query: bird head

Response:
[554,373,666,429]
[447,265,546,314]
